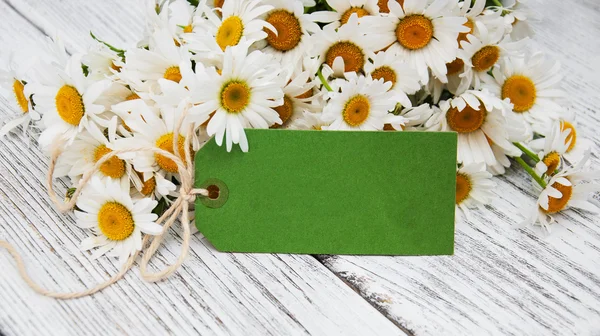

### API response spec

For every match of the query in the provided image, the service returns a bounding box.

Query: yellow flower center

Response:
[271,95,294,128]
[97,202,135,241]
[377,0,404,13]
[455,173,472,205]
[446,104,486,133]
[458,18,474,44]
[111,61,122,72]
[265,10,302,52]
[94,145,127,179]
[396,15,434,50]
[216,16,244,51]
[12,79,29,113]
[126,93,140,101]
[446,58,465,76]
[342,95,370,126]
[55,85,85,126]
[325,41,365,73]
[542,180,573,214]
[164,66,182,83]
[183,24,193,33]
[542,151,561,176]
[560,121,577,152]
[136,172,156,196]
[472,46,500,72]
[383,123,405,131]
[371,66,397,88]
[221,80,251,113]
[155,133,187,173]
[340,7,370,25]
[295,88,313,99]
[501,75,536,113]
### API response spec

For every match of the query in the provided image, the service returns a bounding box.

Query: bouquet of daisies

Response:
[1,0,598,263]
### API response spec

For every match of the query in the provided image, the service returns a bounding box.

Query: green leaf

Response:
[153,197,169,217]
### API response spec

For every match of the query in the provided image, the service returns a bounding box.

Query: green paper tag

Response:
[195,129,457,255]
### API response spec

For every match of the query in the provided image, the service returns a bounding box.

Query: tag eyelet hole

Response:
[207,184,220,200]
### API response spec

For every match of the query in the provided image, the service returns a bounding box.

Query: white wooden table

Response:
[0,1,599,335]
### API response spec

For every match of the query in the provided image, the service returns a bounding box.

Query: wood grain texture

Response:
[320,1,600,335]
[0,1,404,335]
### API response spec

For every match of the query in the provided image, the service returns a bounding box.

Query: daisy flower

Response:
[192,0,273,52]
[310,0,379,27]
[113,100,195,179]
[81,43,124,81]
[121,28,192,89]
[322,74,407,131]
[364,49,422,97]
[483,52,565,134]
[385,103,434,131]
[188,42,285,152]
[289,111,331,131]
[529,119,593,166]
[427,89,521,167]
[163,0,198,37]
[530,121,571,177]
[271,69,321,128]
[257,0,324,70]
[75,177,162,263]
[452,0,503,44]
[455,162,496,221]
[54,121,132,189]
[311,15,381,78]
[457,21,527,91]
[0,53,40,138]
[361,0,469,83]
[498,0,539,40]
[34,54,111,149]
[523,151,600,230]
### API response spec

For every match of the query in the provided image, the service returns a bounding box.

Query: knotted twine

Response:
[0,107,208,299]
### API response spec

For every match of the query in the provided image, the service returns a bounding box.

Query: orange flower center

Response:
[271,95,294,128]
[340,7,370,25]
[446,105,486,133]
[455,173,472,204]
[396,15,434,50]
[446,58,465,76]
[542,180,573,214]
[471,46,500,72]
[371,66,397,88]
[325,41,365,73]
[342,95,370,126]
[501,75,536,113]
[94,145,127,179]
[377,0,404,13]
[265,10,302,52]
[155,133,187,173]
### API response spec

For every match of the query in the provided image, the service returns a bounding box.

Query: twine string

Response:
[0,106,206,299]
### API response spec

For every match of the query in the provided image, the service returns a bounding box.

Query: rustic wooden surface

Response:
[0,0,598,335]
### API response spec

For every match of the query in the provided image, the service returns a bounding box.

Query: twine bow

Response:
[0,107,207,299]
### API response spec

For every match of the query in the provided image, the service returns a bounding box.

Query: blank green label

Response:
[195,129,457,255]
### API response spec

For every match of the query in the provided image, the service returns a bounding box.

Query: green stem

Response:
[317,66,333,92]
[513,142,539,162]
[515,156,547,188]
[489,0,503,7]
[90,32,126,59]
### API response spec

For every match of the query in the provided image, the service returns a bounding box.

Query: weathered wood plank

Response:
[0,1,404,335]
[319,1,600,335]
